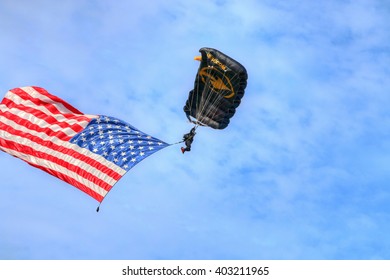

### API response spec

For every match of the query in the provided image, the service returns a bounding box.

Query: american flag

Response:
[0,86,169,202]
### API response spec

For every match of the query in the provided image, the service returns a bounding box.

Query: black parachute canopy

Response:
[183,47,248,129]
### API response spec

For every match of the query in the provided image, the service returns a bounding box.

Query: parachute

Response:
[183,47,248,129]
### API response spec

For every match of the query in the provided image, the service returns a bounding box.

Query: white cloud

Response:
[1,0,390,260]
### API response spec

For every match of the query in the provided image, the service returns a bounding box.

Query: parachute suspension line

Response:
[194,70,208,124]
[191,57,228,128]
[195,66,239,127]
[205,67,226,120]
[194,67,207,125]
[204,67,229,120]
[201,87,224,124]
[206,70,241,123]
[195,66,223,126]
[186,63,205,126]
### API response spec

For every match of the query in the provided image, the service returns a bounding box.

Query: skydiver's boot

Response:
[181,146,191,154]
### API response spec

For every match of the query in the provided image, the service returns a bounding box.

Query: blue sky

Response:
[0,0,390,259]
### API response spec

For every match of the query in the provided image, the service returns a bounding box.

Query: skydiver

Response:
[181,127,196,153]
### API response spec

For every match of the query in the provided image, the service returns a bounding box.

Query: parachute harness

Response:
[179,125,197,153]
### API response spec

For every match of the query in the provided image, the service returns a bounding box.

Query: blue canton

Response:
[70,116,169,170]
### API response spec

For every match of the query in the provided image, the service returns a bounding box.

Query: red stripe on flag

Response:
[10,88,81,117]
[0,122,123,183]
[0,137,114,194]
[24,159,105,202]
[11,87,84,115]
[1,98,89,134]
[1,109,78,141]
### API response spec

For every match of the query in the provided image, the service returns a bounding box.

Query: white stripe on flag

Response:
[0,115,126,177]
[0,145,109,198]
[4,91,92,130]
[0,128,120,187]
[22,86,80,115]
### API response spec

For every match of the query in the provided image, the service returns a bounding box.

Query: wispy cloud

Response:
[0,0,389,260]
